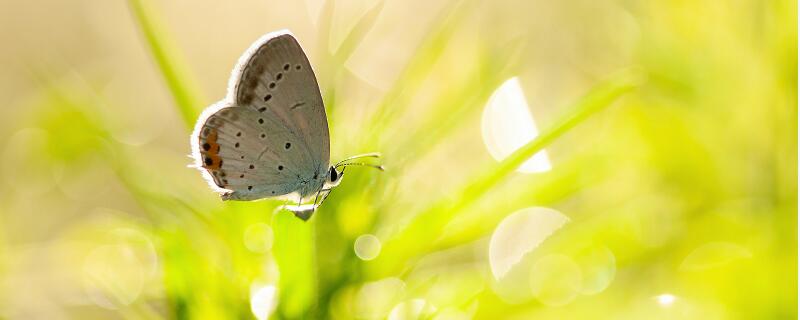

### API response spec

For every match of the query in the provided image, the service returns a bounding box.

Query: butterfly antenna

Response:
[334,162,385,171]
[334,153,382,167]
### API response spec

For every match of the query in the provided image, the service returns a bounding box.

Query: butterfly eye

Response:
[329,166,338,182]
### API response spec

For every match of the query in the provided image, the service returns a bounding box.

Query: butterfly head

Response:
[326,165,344,187]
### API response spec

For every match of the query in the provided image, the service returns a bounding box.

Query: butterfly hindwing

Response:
[195,106,307,200]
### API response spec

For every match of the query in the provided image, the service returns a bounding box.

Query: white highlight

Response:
[489,207,570,280]
[388,299,436,320]
[250,284,278,320]
[656,293,676,307]
[280,203,319,212]
[481,77,551,173]
[354,234,382,261]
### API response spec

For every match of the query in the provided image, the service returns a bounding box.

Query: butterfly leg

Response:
[313,188,322,208]
[316,188,334,207]
[296,194,303,211]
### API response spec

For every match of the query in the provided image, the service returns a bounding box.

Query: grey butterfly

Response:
[190,30,382,220]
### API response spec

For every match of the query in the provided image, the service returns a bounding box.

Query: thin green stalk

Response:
[127,1,319,317]
[331,0,385,64]
[373,69,643,275]
[272,211,317,318]
[128,0,205,129]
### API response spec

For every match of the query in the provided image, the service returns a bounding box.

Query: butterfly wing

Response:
[191,30,330,201]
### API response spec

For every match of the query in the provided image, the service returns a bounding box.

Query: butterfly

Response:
[190,30,382,220]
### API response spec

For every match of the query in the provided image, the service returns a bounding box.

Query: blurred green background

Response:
[0,0,796,319]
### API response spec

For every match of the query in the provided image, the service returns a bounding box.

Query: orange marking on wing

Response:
[201,129,223,171]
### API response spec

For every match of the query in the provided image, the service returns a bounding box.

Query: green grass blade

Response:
[461,71,641,200]
[373,69,643,275]
[128,0,205,130]
[272,211,317,318]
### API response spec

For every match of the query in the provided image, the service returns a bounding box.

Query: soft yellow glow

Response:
[356,278,406,319]
[243,223,274,253]
[250,284,277,320]
[388,299,436,320]
[529,254,582,306]
[489,207,570,280]
[576,246,616,295]
[680,242,752,271]
[354,234,381,261]
[2,128,56,195]
[431,307,474,320]
[481,77,551,173]
[82,244,145,309]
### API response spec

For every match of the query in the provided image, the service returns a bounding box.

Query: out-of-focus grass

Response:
[374,70,641,276]
[0,0,795,319]
[128,0,204,128]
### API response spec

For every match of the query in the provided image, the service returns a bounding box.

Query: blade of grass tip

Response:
[317,0,335,51]
[372,69,643,276]
[128,0,205,130]
[316,0,336,89]
[324,0,384,115]
[316,0,338,114]
[331,0,385,64]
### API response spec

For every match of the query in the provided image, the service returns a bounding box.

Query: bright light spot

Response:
[656,293,676,307]
[354,234,382,261]
[250,284,278,320]
[529,254,582,306]
[83,244,145,309]
[575,246,616,295]
[356,277,406,319]
[388,299,437,320]
[489,207,570,280]
[680,242,752,271]
[244,223,274,253]
[481,77,551,173]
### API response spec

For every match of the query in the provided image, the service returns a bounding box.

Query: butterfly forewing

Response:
[192,31,330,201]
[234,32,330,177]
